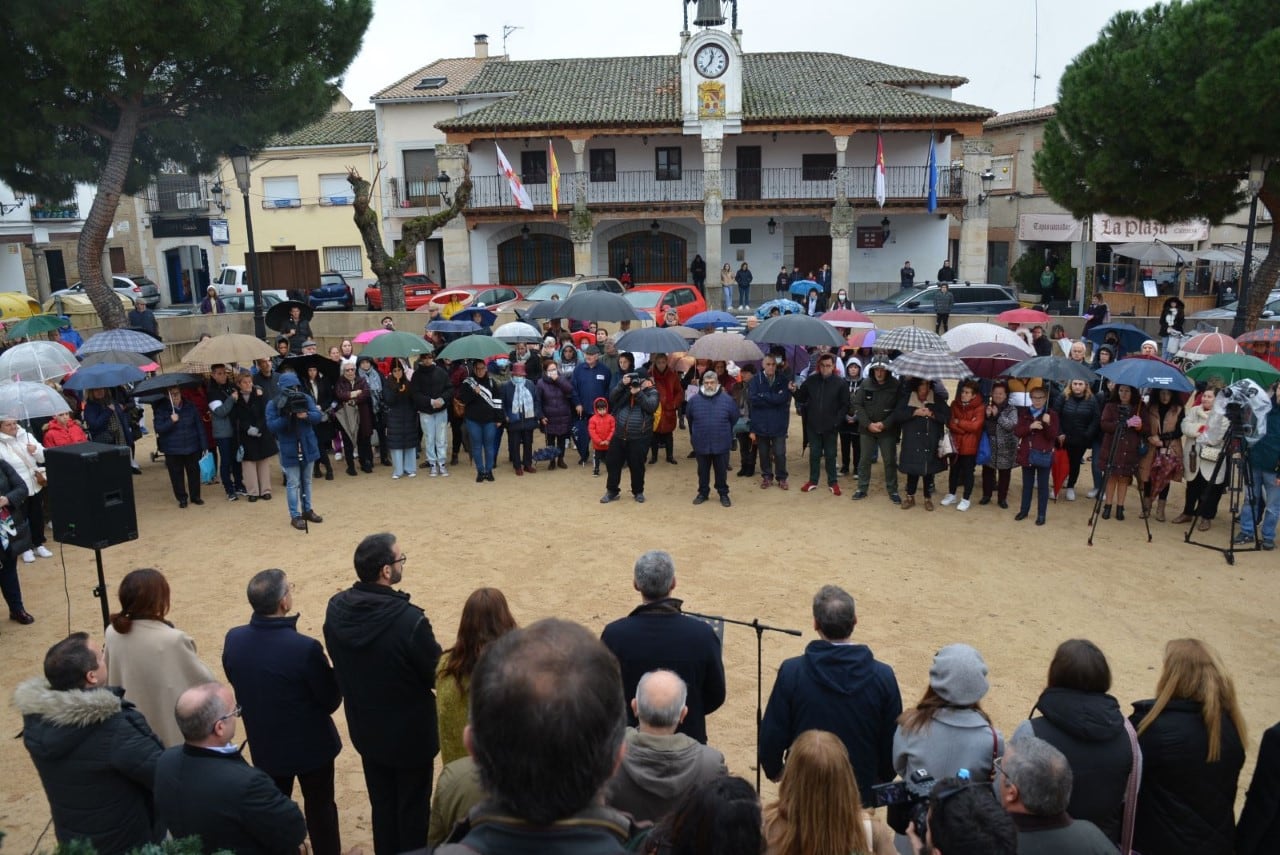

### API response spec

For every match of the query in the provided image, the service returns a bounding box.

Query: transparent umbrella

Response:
[0,381,73,421]
[0,340,80,382]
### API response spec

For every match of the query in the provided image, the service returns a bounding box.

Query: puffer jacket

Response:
[852,370,902,435]
[536,374,577,436]
[265,374,324,466]
[43,419,89,448]
[0,426,45,495]
[948,394,985,456]
[983,400,1020,470]
[686,387,740,456]
[609,383,658,442]
[1058,392,1101,449]
[795,371,850,435]
[747,371,793,438]
[892,390,948,476]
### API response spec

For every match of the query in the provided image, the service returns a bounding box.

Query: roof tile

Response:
[372,57,497,102]
[266,110,376,147]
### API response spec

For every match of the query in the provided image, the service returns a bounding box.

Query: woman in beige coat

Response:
[105,568,214,746]
[1172,388,1229,530]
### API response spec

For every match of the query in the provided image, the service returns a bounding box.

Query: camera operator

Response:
[265,373,325,532]
[905,776,1017,855]
[600,371,658,504]
[1235,380,1280,550]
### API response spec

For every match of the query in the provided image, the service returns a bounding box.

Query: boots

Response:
[1139,497,1151,519]
[1102,504,1112,520]
[900,495,916,510]
[323,460,334,480]
[1155,500,1166,522]
[1116,505,1126,521]
[1172,513,1194,524]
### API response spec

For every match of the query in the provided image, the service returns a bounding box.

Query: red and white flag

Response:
[874,134,887,207]
[495,144,533,211]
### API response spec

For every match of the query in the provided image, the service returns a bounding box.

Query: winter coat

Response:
[104,619,215,748]
[334,375,374,440]
[499,378,544,431]
[1100,401,1145,478]
[457,375,504,424]
[795,371,850,435]
[608,383,659,442]
[221,614,342,778]
[382,373,419,450]
[43,419,88,448]
[891,390,948,476]
[84,397,134,446]
[0,458,31,555]
[589,404,615,450]
[893,708,1004,783]
[735,267,753,288]
[649,366,683,434]
[410,362,453,414]
[852,371,903,436]
[436,803,639,855]
[572,359,612,419]
[435,654,471,766]
[1138,401,1184,483]
[1015,688,1132,842]
[303,375,336,442]
[984,400,1020,470]
[152,398,206,457]
[686,388,740,455]
[1130,698,1244,855]
[1015,406,1061,468]
[14,678,164,854]
[1236,721,1280,855]
[323,581,442,768]
[230,387,278,462]
[1182,403,1228,484]
[605,728,728,822]
[748,371,793,438]
[1058,392,1101,449]
[537,374,577,436]
[934,288,956,313]
[759,640,902,802]
[0,426,44,496]
[265,374,324,467]
[206,379,238,440]
[948,394,985,456]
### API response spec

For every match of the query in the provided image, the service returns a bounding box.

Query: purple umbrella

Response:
[956,342,1029,380]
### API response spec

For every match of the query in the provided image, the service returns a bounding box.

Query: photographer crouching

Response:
[601,371,659,504]
[265,373,325,532]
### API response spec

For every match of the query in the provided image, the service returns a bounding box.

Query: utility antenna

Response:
[502,24,521,56]
[1031,0,1042,106]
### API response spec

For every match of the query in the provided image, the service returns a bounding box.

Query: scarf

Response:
[359,366,384,408]
[511,378,535,419]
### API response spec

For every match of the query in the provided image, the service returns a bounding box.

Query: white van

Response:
[215,265,250,296]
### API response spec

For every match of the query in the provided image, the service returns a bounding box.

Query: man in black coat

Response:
[410,350,453,477]
[601,550,726,744]
[15,632,164,854]
[155,682,307,855]
[795,352,850,494]
[324,532,441,855]
[223,569,344,855]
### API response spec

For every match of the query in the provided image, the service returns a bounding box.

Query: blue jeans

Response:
[1239,468,1280,542]
[282,461,313,519]
[1021,465,1051,518]
[390,448,416,477]
[466,420,498,474]
[419,411,448,466]
[216,436,244,496]
[737,283,751,306]
[722,285,733,311]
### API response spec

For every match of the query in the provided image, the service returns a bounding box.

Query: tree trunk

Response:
[76,105,139,330]
[1233,176,1279,337]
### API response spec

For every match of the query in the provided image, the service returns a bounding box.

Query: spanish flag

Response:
[549,140,561,219]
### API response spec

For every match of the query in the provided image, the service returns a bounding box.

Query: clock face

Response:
[694,44,729,79]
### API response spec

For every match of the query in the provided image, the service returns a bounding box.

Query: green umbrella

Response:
[359,331,435,360]
[5,314,69,340]
[1185,352,1280,387]
[436,334,510,362]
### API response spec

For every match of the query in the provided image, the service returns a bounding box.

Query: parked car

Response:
[859,282,1020,315]
[503,274,626,318]
[308,271,354,311]
[364,273,440,311]
[417,285,524,313]
[1189,291,1280,321]
[624,284,707,326]
[55,274,161,309]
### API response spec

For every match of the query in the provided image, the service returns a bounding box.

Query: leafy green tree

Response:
[1035,0,1279,335]
[0,0,372,328]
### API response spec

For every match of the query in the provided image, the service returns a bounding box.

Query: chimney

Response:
[474,34,489,59]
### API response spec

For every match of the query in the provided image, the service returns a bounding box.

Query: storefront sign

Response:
[151,216,210,239]
[1018,213,1083,242]
[1091,215,1208,243]
[210,219,229,245]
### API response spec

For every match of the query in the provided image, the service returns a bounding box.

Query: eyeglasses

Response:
[993,757,1014,786]
[211,704,242,733]
[392,554,408,566]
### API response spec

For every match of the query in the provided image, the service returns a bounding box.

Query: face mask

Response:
[512,376,525,386]
[546,369,559,380]
[495,359,510,370]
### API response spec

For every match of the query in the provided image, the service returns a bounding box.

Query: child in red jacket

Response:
[587,396,615,477]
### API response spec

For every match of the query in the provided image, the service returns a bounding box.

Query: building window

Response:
[262,176,301,209]
[802,154,837,182]
[728,229,752,245]
[521,151,548,185]
[590,149,616,182]
[319,174,353,206]
[655,147,682,181]
[324,246,363,278]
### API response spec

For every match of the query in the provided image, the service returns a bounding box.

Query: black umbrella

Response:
[265,300,314,332]
[282,354,339,382]
[1002,356,1096,384]
[744,314,845,347]
[613,326,690,354]
[132,372,204,396]
[550,291,649,322]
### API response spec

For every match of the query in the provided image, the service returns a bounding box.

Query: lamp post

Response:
[1232,156,1269,338]
[230,145,266,341]
[977,169,996,204]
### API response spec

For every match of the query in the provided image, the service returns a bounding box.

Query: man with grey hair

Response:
[605,669,728,821]
[601,550,726,743]
[996,734,1115,854]
[759,584,902,803]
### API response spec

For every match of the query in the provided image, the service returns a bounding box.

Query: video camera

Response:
[278,388,311,416]
[872,768,936,837]
[1215,379,1272,441]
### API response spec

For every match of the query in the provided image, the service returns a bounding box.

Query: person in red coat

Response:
[1014,386,1060,525]
[42,411,89,448]
[648,354,684,465]
[941,379,985,511]
[587,397,615,477]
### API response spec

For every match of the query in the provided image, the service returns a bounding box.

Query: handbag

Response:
[937,426,954,458]
[451,395,466,419]
[198,450,217,483]
[34,469,47,487]
[1200,443,1222,463]
[975,431,992,467]
[1029,446,1053,468]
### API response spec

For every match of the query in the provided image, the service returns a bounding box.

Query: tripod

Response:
[684,609,802,792]
[1088,407,1153,545]
[1185,417,1261,565]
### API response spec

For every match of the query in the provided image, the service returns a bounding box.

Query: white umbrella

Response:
[0,381,73,421]
[942,323,1035,355]
[1110,240,1196,265]
[0,341,80,383]
[493,321,544,343]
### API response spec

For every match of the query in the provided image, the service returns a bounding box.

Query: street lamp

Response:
[437,171,453,206]
[977,169,996,204]
[229,145,266,341]
[1233,155,1271,337]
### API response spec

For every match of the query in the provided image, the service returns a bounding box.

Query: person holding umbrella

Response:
[1014,387,1061,525]
[648,354,683,465]
[1138,388,1185,522]
[153,386,205,507]
[890,377,948,510]
[1173,386,1228,529]
[84,388,138,473]
[499,363,543,476]
[1099,385,1146,520]
[1056,379,1101,503]
[851,357,903,504]
[0,416,50,563]
[230,369,277,502]
[281,304,313,355]
[334,359,375,476]
[979,381,1019,508]
[382,359,419,479]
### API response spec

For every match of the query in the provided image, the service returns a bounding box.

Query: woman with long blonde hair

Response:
[764,730,895,855]
[1130,638,1246,855]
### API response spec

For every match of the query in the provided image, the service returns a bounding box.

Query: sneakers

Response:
[21,550,35,564]
[940,493,958,506]
[392,474,401,480]
[801,481,818,492]
[1086,487,1099,499]
[829,483,842,497]
[439,464,449,477]
[428,464,439,477]
[1065,487,1076,502]
[889,493,902,504]
[851,490,867,500]
[35,545,53,559]
[1263,541,1276,551]
[957,498,971,512]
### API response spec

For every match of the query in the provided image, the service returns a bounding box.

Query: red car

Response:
[416,285,524,313]
[364,272,440,311]
[624,284,707,326]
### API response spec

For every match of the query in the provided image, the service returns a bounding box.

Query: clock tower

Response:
[681,0,743,136]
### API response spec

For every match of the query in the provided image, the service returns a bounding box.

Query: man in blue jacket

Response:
[223,569,344,855]
[749,353,794,489]
[572,345,612,465]
[759,584,902,803]
[265,373,324,531]
[686,371,740,507]
[1235,380,1280,550]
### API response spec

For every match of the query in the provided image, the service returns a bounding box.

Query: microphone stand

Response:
[684,610,802,792]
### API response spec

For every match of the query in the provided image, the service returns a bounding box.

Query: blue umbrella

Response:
[755,299,803,320]
[454,307,497,327]
[1097,357,1195,393]
[1083,322,1151,354]
[63,362,146,391]
[685,310,742,330]
[427,319,482,334]
[788,278,822,296]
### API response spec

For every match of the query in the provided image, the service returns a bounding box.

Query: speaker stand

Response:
[91,548,110,630]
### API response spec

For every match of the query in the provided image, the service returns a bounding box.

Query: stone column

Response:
[702,138,724,299]
[958,139,993,283]
[830,206,855,292]
[832,135,849,205]
[568,138,594,273]
[30,246,51,302]
[436,143,472,284]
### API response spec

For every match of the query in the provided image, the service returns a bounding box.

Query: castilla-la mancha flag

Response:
[874,134,887,207]
[495,144,534,211]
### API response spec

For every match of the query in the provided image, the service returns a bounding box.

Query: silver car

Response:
[1188,291,1280,321]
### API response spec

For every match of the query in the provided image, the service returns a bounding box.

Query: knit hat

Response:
[929,643,990,706]
[1141,339,1159,351]
[510,363,526,376]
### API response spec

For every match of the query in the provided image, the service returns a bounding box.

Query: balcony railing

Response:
[456,166,964,210]
[142,182,210,216]
[30,200,80,220]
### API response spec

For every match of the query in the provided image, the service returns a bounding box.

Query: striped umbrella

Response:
[889,350,972,381]
[873,326,948,354]
[76,328,164,356]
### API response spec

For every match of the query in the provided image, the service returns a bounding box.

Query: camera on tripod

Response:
[872,767,936,837]
[278,389,311,416]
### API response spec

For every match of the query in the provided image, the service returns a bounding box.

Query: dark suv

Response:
[860,282,1019,315]
[308,271,355,311]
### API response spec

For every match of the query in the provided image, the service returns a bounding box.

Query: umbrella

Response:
[665,325,702,341]
[0,381,72,421]
[943,323,1035,355]
[956,343,1030,380]
[1083,322,1152,353]
[819,309,875,329]
[427,319,482,334]
[524,300,565,321]
[1237,327,1280,350]
[79,349,154,368]
[132,373,204,395]
[77,328,164,356]
[182,333,277,367]
[63,363,146,391]
[551,291,648,322]
[995,308,1051,325]
[1002,356,1097,384]
[685,310,742,330]
[454,307,497,327]
[360,331,436,360]
[1196,247,1245,263]
[889,350,972,381]
[0,341,81,382]
[264,300,313,332]
[353,328,391,345]
[754,299,803,319]
[437,335,510,362]
[873,326,948,354]
[788,278,821,296]
[1185,353,1280,387]
[846,328,877,349]
[281,354,339,382]
[744,314,845,347]
[614,327,690,354]
[5,314,69,340]
[688,332,769,363]
[1110,239,1196,265]
[493,321,543,343]
[1175,332,1243,364]
[1097,358,1195,393]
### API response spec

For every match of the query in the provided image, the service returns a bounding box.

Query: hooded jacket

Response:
[14,678,164,854]
[588,398,615,450]
[265,373,324,466]
[759,640,902,803]
[852,368,903,435]
[323,581,441,767]
[605,728,727,822]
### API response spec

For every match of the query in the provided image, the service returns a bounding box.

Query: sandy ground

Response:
[1,419,1277,852]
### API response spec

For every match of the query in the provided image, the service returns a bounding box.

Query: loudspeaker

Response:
[46,442,138,549]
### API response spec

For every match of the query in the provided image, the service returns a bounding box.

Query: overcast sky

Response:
[339,0,1152,116]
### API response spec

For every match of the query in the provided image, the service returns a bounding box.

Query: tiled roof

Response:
[985,105,1057,129]
[266,110,376,147]
[371,56,496,102]
[436,52,992,132]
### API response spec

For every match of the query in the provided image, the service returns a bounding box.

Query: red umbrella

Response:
[845,328,877,349]
[956,342,1028,380]
[820,309,875,329]
[1175,331,1241,361]
[995,308,1051,325]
